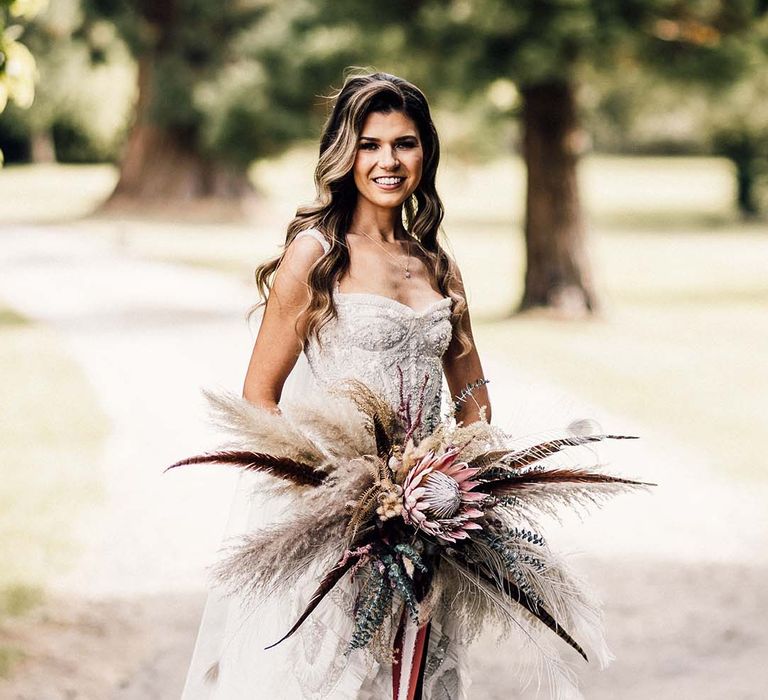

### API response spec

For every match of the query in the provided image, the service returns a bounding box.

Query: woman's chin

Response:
[359,189,412,210]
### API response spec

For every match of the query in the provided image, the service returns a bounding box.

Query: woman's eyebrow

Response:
[359,135,419,141]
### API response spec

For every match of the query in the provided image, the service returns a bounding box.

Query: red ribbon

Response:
[392,609,431,700]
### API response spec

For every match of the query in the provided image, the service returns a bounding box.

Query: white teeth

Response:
[374,177,404,185]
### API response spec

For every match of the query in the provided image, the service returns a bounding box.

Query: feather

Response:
[482,468,653,521]
[265,553,360,649]
[203,660,219,684]
[450,420,512,461]
[464,532,612,669]
[499,575,589,663]
[212,509,348,601]
[210,461,373,604]
[164,450,326,487]
[469,434,639,472]
[446,551,588,661]
[437,554,585,700]
[480,467,652,491]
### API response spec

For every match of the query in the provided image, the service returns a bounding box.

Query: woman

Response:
[182,71,491,699]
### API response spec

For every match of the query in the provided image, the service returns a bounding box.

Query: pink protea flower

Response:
[401,446,486,543]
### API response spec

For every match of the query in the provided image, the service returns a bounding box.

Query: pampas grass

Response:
[280,389,374,459]
[203,389,325,464]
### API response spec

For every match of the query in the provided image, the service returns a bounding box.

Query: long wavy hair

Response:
[251,69,471,357]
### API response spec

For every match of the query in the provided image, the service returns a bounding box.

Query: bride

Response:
[181,70,491,699]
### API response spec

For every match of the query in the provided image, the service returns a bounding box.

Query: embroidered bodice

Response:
[296,228,454,440]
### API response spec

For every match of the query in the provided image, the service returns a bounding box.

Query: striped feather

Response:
[265,553,359,649]
[164,450,326,487]
[449,553,588,662]
[469,434,639,472]
[478,467,652,494]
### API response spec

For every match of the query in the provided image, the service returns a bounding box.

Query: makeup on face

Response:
[353,111,423,207]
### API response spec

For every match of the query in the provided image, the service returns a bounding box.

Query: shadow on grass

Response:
[0,590,206,697]
[0,585,44,618]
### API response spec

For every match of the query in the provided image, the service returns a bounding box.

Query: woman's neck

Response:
[348,201,407,242]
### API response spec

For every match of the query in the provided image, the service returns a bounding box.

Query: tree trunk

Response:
[30,129,56,163]
[518,81,598,317]
[103,55,252,212]
[734,157,759,219]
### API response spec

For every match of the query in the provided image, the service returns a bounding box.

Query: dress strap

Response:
[294,228,331,255]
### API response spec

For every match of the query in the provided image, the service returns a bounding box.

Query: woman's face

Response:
[352,110,423,211]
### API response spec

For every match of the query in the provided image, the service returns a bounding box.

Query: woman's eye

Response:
[358,141,417,150]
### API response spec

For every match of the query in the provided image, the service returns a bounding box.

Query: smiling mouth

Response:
[372,176,406,188]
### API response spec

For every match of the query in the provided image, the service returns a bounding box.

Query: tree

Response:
[0,0,133,164]
[82,0,359,209]
[318,1,767,316]
[0,0,46,164]
[423,1,768,315]
[708,62,768,219]
[586,43,768,219]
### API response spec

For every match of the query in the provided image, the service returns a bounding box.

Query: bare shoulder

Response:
[274,231,326,284]
[266,232,329,313]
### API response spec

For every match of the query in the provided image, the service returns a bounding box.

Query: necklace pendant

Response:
[404,270,411,278]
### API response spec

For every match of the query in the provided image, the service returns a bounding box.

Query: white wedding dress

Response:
[180,228,472,699]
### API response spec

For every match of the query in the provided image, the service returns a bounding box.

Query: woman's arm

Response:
[242,236,326,411]
[441,263,492,425]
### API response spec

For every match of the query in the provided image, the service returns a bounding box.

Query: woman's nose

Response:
[378,146,399,169]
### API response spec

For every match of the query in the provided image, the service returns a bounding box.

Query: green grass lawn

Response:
[0,305,108,673]
[0,153,764,484]
[0,164,118,225]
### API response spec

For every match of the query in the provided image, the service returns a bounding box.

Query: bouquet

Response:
[167,376,652,698]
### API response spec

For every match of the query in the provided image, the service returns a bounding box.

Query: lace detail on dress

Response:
[293,227,454,441]
[305,291,453,441]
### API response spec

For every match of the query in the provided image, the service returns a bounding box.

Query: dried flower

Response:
[401,446,486,542]
[376,483,404,520]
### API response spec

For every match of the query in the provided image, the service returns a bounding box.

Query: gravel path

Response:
[1,224,766,699]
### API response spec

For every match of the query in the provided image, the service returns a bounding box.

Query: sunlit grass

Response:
[0,306,108,621]
[0,645,26,679]
[0,164,117,224]
[0,585,44,618]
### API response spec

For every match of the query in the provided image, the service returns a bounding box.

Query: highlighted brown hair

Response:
[251,69,470,357]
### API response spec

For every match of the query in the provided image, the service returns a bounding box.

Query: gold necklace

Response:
[349,230,412,279]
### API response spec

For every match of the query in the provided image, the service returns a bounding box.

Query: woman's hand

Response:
[242,235,326,408]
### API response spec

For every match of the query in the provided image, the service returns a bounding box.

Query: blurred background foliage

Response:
[1,0,133,163]
[1,1,766,202]
[1,0,767,312]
